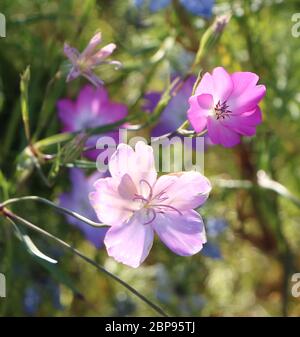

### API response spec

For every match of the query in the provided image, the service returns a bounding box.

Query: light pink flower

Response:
[89,141,211,268]
[188,67,266,147]
[64,32,122,87]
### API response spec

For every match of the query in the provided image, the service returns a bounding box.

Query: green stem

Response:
[1,196,107,228]
[34,113,139,151]
[3,210,168,317]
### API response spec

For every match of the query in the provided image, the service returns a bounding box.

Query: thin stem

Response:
[3,209,168,317]
[151,121,207,144]
[1,196,107,228]
[34,113,140,151]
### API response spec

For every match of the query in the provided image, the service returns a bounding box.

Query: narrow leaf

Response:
[23,235,58,264]
[20,66,31,142]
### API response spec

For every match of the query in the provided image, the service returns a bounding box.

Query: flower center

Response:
[214,100,232,120]
[132,179,182,225]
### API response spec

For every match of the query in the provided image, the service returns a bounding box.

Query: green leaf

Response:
[22,235,57,264]
[48,144,62,183]
[9,219,83,298]
[0,170,9,200]
[60,134,88,164]
[12,221,57,264]
[20,66,31,142]
[48,134,88,182]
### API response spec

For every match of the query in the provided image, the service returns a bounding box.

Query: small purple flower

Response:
[60,169,108,248]
[64,32,122,87]
[57,85,128,160]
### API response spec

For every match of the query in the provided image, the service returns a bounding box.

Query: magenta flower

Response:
[64,32,122,87]
[57,85,128,160]
[60,169,108,248]
[188,67,266,147]
[89,141,211,268]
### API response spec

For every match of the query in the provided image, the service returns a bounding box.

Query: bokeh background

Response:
[1,0,300,317]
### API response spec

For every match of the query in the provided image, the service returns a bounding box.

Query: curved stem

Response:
[151,122,207,144]
[3,209,168,317]
[1,196,107,228]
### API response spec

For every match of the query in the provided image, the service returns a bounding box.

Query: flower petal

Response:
[66,67,81,82]
[207,117,240,147]
[230,71,259,97]
[81,32,102,58]
[211,67,233,102]
[153,171,211,210]
[90,43,117,65]
[188,93,213,132]
[64,43,79,64]
[57,99,76,132]
[152,210,206,256]
[228,72,266,113]
[83,71,104,87]
[100,101,128,124]
[76,85,100,117]
[194,72,214,96]
[89,177,136,226]
[109,142,157,188]
[104,211,154,268]
[222,107,262,136]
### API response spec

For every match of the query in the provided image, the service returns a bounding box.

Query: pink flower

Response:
[64,32,122,87]
[57,85,128,160]
[187,67,266,147]
[89,141,211,268]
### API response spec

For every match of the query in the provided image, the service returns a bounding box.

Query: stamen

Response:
[156,196,168,202]
[143,208,157,225]
[139,179,153,200]
[151,204,183,216]
[215,100,232,120]
[133,195,148,203]
[153,191,169,203]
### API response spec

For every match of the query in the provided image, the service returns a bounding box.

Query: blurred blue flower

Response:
[23,287,41,316]
[47,281,63,310]
[181,0,214,17]
[59,169,108,248]
[23,281,62,315]
[206,217,228,238]
[133,0,214,18]
[202,242,222,259]
[202,218,228,259]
